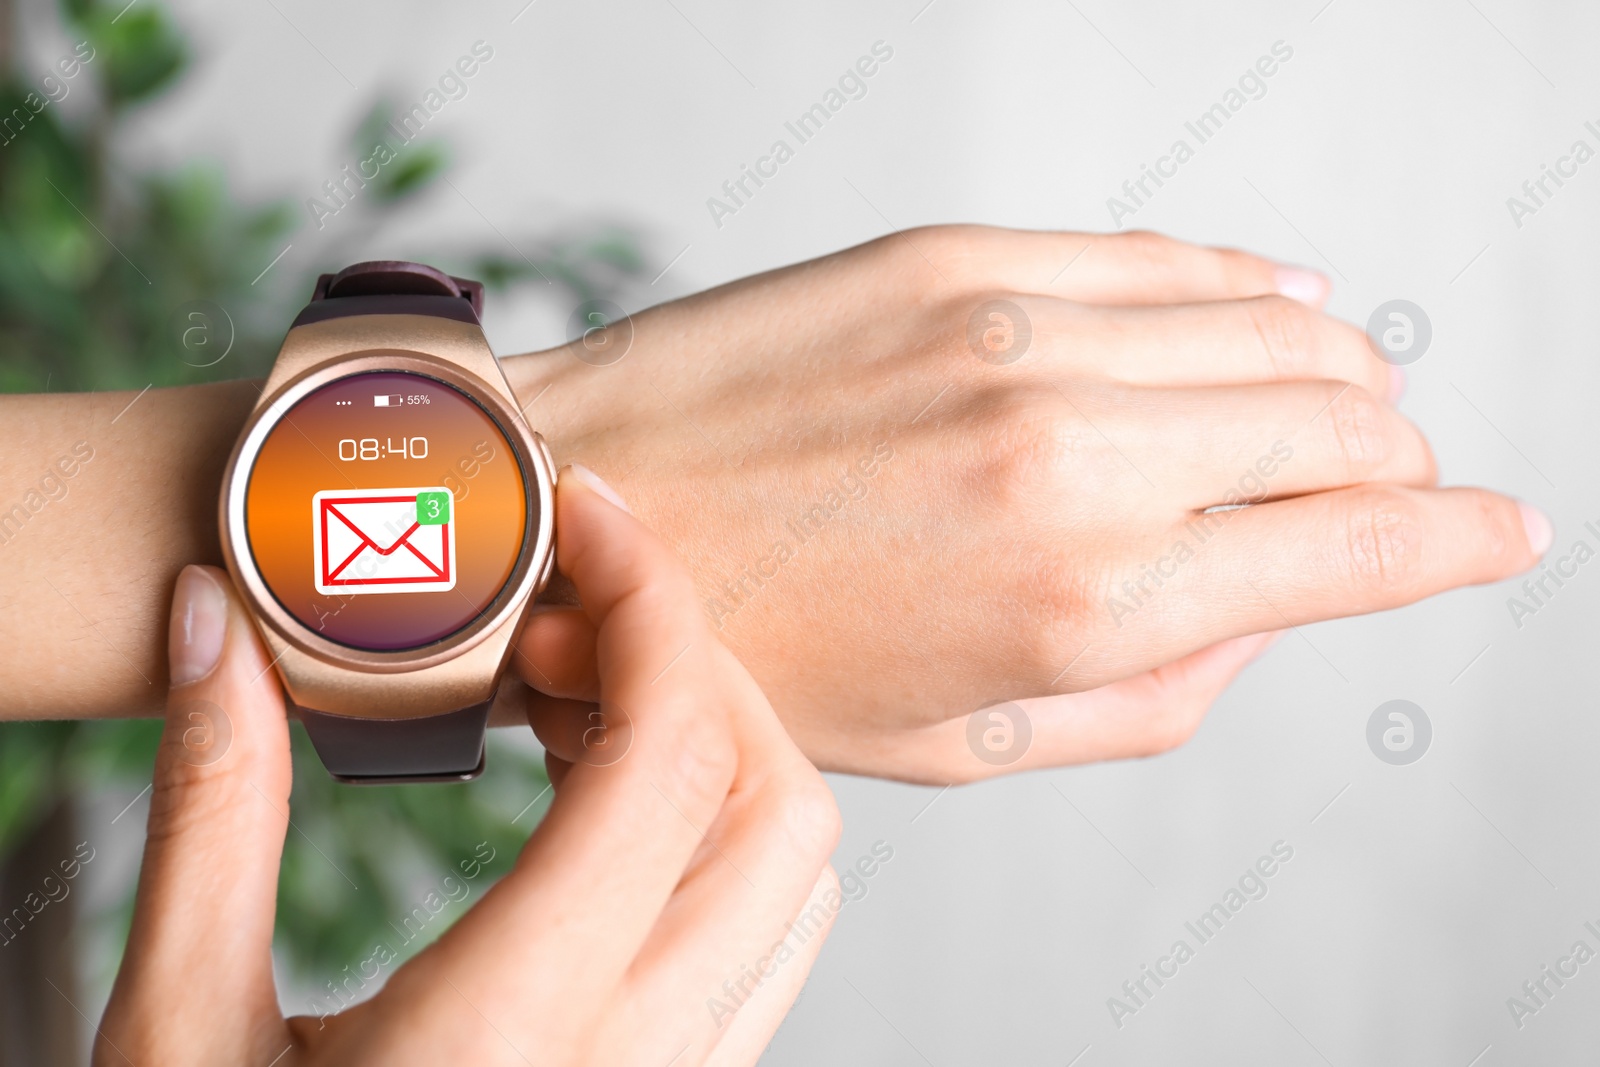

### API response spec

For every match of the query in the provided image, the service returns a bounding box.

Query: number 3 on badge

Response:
[416,491,450,525]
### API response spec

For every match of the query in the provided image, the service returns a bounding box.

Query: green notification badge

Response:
[415,490,451,525]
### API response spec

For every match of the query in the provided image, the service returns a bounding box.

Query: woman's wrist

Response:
[0,379,259,718]
[0,344,621,722]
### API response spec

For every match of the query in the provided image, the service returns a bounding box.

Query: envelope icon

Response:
[312,486,457,596]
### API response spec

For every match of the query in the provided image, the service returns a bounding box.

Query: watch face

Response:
[244,369,529,651]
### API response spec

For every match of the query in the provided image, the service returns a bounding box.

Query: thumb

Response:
[101,566,291,1056]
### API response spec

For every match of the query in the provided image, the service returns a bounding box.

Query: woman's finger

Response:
[524,692,603,763]
[98,566,292,1065]
[514,606,599,701]
[1013,632,1282,766]
[848,633,1279,783]
[621,647,838,1051]
[908,226,1329,307]
[526,627,839,1049]
[1015,294,1393,397]
[699,866,840,1067]
[1101,485,1549,672]
[414,467,743,1037]
[624,767,838,1056]
[1116,381,1436,511]
[544,748,573,791]
[600,865,841,1067]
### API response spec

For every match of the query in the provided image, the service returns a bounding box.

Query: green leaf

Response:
[89,7,186,106]
[0,722,76,859]
[377,143,447,201]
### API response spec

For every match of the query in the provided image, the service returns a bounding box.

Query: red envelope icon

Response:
[312,486,456,595]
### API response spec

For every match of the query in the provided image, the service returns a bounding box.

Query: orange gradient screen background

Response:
[245,370,527,650]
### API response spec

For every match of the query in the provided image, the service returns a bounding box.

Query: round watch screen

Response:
[244,369,528,651]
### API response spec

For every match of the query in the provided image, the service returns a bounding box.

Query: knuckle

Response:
[1028,553,1103,662]
[799,864,844,940]
[1467,489,1520,568]
[1330,318,1392,392]
[616,577,707,650]
[1244,295,1317,378]
[142,746,273,849]
[1108,229,1175,262]
[142,777,209,846]
[815,862,842,903]
[893,223,992,279]
[907,222,989,251]
[650,702,738,814]
[1106,232,1275,294]
[630,550,703,614]
[981,401,1097,509]
[942,760,989,787]
[1322,386,1391,476]
[976,548,1105,690]
[1211,245,1275,289]
[1339,491,1425,596]
[968,394,1111,667]
[1393,411,1440,486]
[1418,435,1441,484]
[1133,699,1210,758]
[768,771,842,863]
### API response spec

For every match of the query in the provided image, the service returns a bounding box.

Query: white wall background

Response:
[46,0,1600,1061]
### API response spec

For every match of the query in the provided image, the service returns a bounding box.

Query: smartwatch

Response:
[219,261,556,784]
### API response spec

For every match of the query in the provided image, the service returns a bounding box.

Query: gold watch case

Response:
[218,313,555,720]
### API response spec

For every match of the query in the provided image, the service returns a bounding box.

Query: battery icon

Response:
[374,394,404,407]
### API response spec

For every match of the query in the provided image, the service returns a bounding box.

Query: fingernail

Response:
[1387,364,1407,404]
[1273,265,1330,306]
[169,566,227,687]
[1518,502,1553,556]
[564,464,631,514]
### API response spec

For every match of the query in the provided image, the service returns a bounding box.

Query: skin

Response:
[97,470,840,1066]
[0,227,1549,783]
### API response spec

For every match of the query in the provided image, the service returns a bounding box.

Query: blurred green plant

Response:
[0,0,648,1046]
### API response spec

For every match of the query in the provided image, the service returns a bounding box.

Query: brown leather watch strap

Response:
[292,260,484,328]
[293,260,493,785]
[300,701,491,784]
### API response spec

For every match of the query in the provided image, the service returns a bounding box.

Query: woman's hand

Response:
[6,226,1548,785]
[98,468,841,1066]
[511,225,1549,782]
